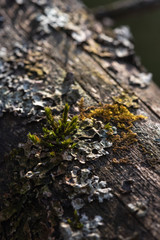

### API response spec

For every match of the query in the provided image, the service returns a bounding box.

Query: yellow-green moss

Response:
[67,210,83,230]
[112,130,138,151]
[85,103,145,128]
[78,99,147,159]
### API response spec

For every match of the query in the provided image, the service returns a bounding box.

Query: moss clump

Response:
[67,210,83,230]
[82,103,145,129]
[78,99,147,156]
[112,130,138,151]
[28,103,78,153]
[78,100,146,131]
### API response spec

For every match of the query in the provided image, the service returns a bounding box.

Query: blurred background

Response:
[83,0,160,87]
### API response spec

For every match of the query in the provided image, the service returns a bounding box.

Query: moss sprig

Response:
[28,103,78,152]
[67,210,83,230]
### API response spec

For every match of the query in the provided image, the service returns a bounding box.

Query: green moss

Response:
[67,210,83,230]
[28,103,78,153]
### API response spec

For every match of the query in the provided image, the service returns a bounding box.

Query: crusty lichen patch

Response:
[37,6,92,43]
[65,166,113,202]
[0,45,60,118]
[0,44,83,119]
[61,213,103,240]
[112,91,139,108]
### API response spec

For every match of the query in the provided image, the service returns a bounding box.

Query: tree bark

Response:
[0,0,160,239]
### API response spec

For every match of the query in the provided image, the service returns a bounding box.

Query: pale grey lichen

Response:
[60,214,103,240]
[114,26,133,47]
[115,47,131,58]
[127,201,148,218]
[71,119,112,163]
[0,44,59,118]
[31,0,49,6]
[37,6,92,43]
[80,214,103,236]
[0,74,55,117]
[66,167,113,203]
[71,29,91,43]
[71,198,85,210]
[62,150,73,161]
[75,140,109,161]
[129,72,152,88]
[114,26,133,40]
[60,222,74,240]
[16,0,24,4]
[98,33,114,45]
[114,26,134,58]
[87,26,134,59]
[0,47,7,58]
[0,44,82,119]
[37,7,70,33]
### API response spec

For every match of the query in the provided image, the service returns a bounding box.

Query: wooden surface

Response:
[0,0,160,239]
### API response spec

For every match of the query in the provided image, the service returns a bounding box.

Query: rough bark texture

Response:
[0,0,160,240]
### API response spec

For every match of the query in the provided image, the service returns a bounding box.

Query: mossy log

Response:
[0,0,160,239]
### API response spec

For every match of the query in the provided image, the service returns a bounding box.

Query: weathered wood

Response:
[0,0,160,239]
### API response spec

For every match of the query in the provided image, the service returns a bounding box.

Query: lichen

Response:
[61,214,103,240]
[0,46,83,119]
[65,166,113,203]
[0,45,62,118]
[127,201,148,218]
[37,7,70,33]
[112,91,139,108]
[37,6,92,43]
[129,72,152,88]
[71,118,111,162]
